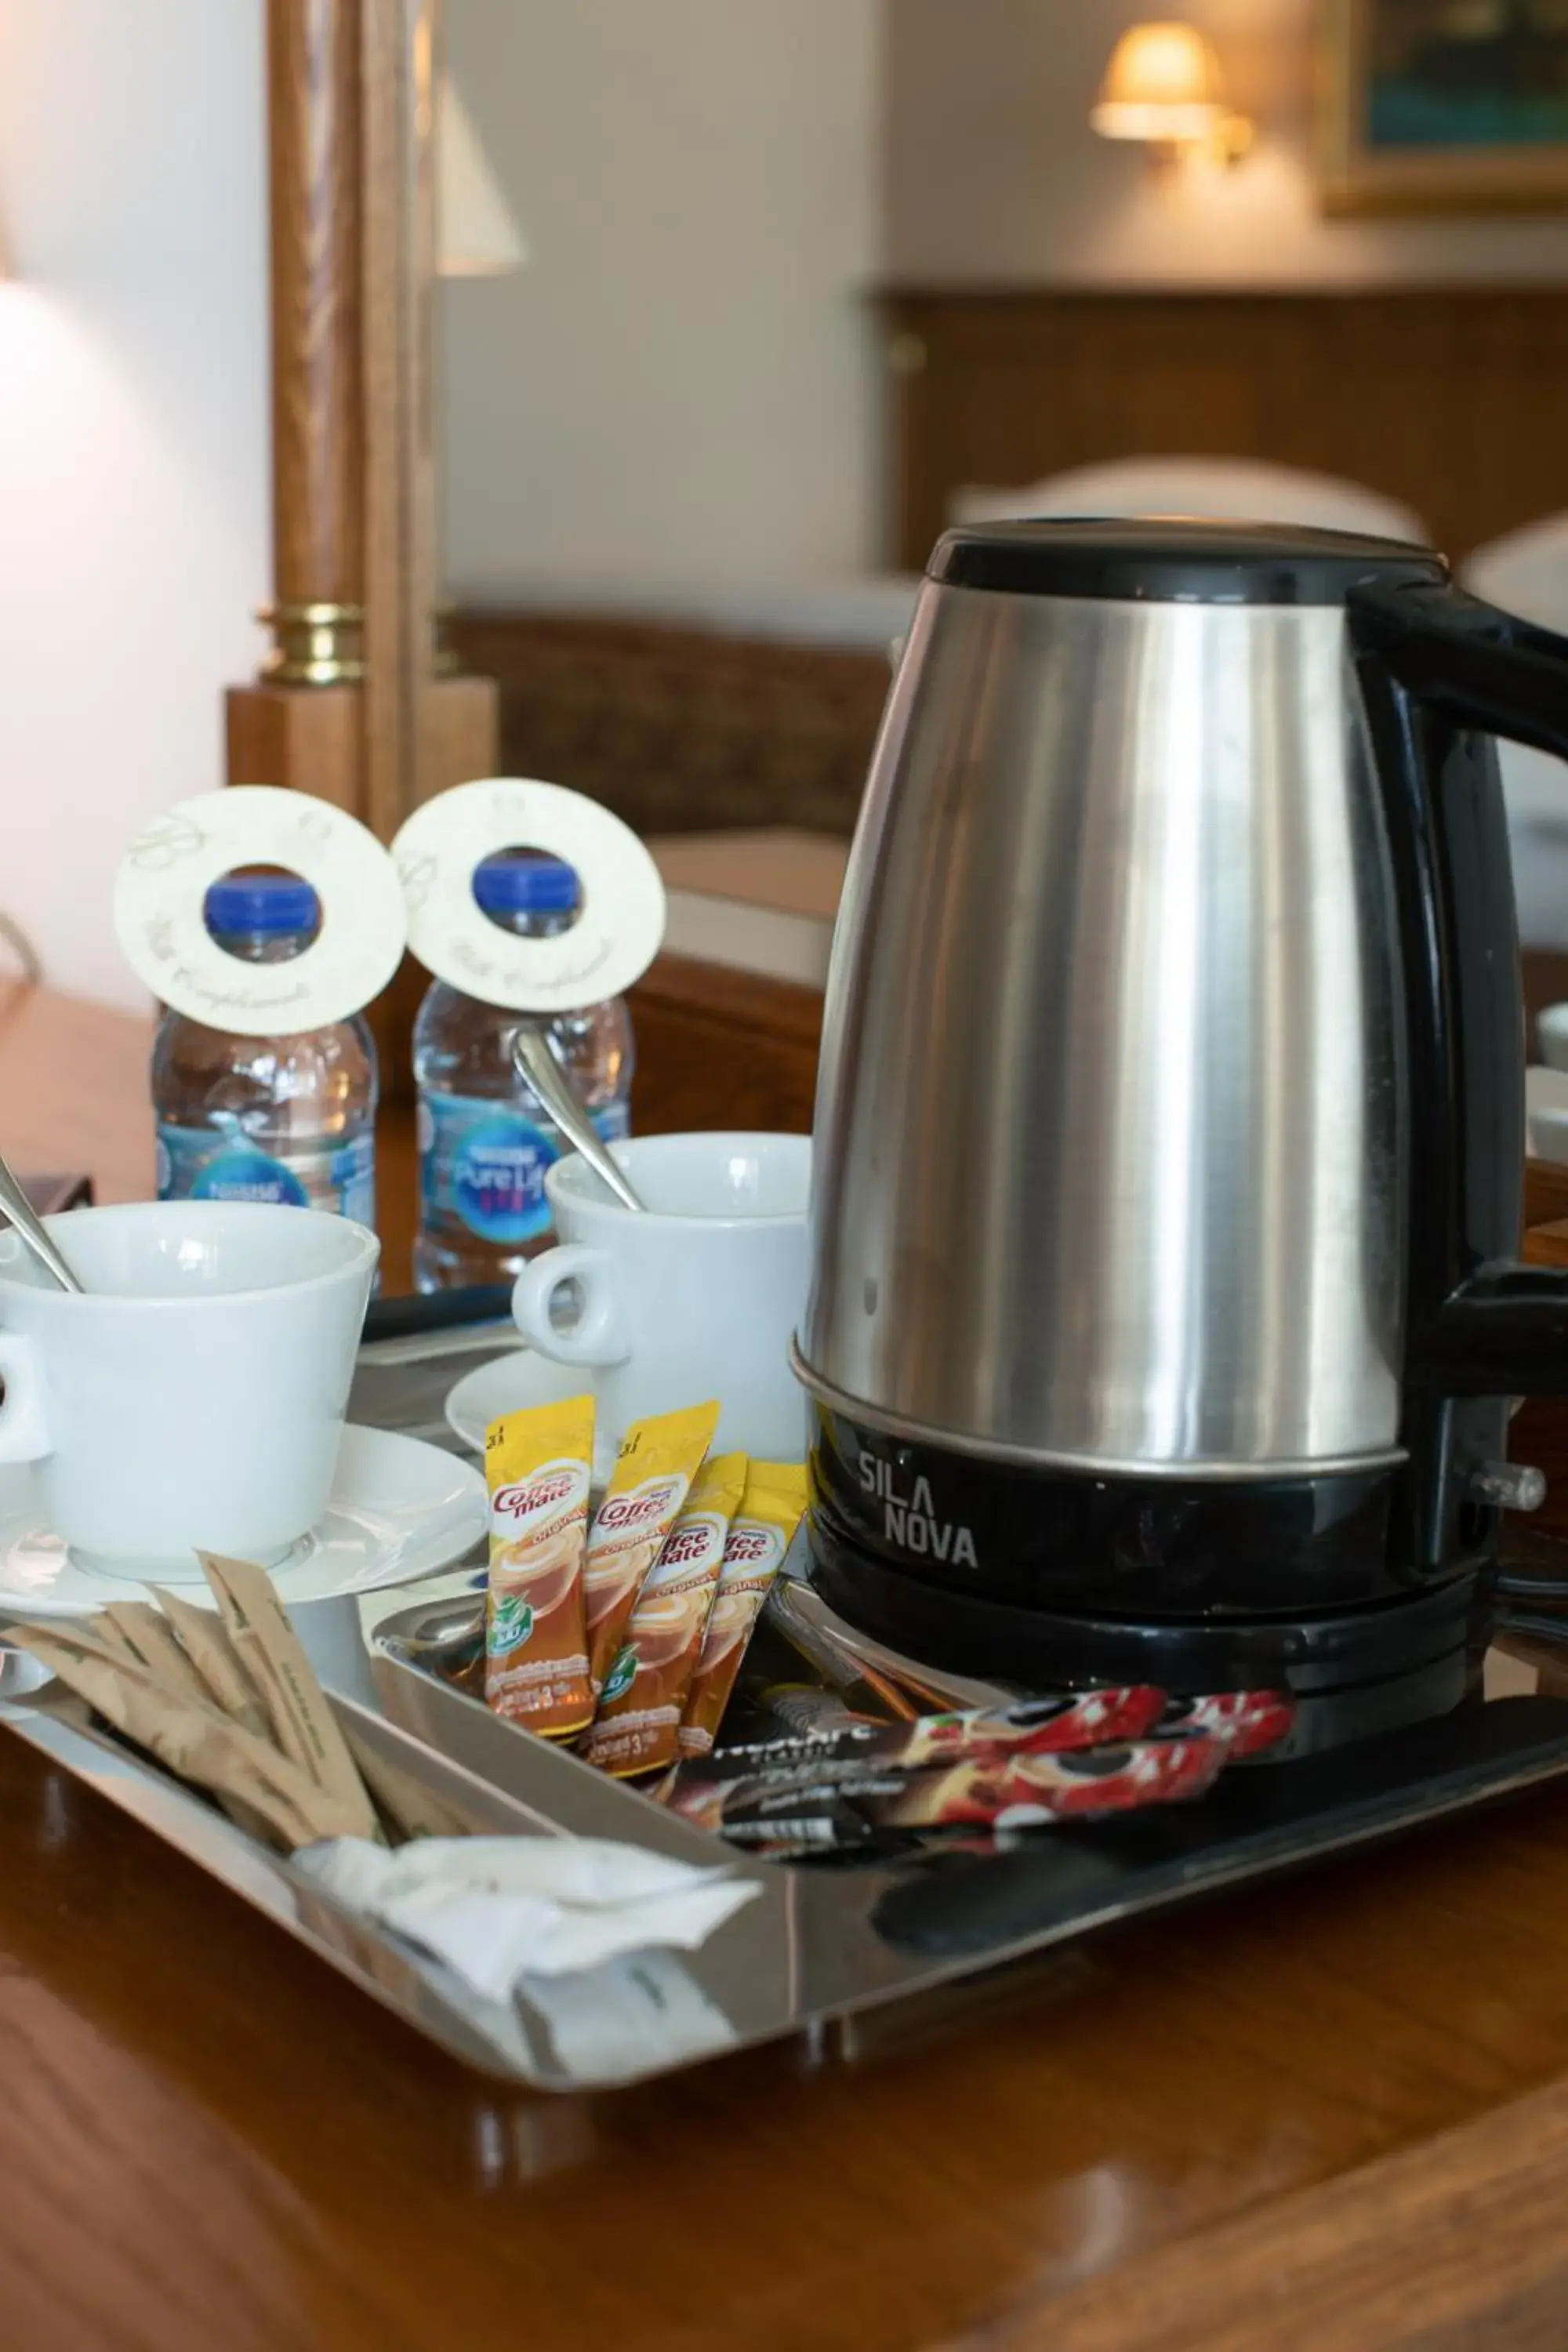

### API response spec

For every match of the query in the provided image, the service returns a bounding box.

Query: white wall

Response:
[887,0,1568,285]
[441,0,883,599]
[0,1,268,1012]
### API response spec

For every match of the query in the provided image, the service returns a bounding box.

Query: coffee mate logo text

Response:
[492,1455,590,1533]
[859,1454,978,1569]
[596,1475,682,1535]
[721,1523,784,1577]
[646,1510,726,1588]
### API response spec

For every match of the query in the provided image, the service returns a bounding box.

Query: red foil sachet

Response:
[685,1686,1170,1789]
[667,1734,1230,1853]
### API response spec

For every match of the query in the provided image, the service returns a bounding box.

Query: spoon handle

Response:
[510,1028,646,1214]
[0,1160,83,1292]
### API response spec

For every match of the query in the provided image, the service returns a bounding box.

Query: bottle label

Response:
[419,1091,630,1245]
[157,1124,376,1224]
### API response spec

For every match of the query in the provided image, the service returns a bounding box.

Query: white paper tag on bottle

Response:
[114,789,408,1036]
[390,777,666,1012]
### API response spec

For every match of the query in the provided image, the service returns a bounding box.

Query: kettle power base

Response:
[804,1526,1486,1759]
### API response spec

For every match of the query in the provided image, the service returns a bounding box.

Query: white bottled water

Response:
[152,872,378,1222]
[412,851,634,1291]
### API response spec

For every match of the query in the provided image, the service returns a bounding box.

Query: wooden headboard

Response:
[877,287,1568,571]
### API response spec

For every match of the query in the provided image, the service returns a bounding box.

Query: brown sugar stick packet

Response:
[155,1580,356,1842]
[99,1600,218,1708]
[196,1554,381,1841]
[6,1624,366,1851]
[336,1725,476,1842]
[150,1584,276,1739]
[579,1453,747,1777]
[95,1598,281,1844]
[84,1612,147,1666]
[583,1402,720,1699]
[485,1396,597,1737]
[100,1601,444,1845]
[675,1462,808,1761]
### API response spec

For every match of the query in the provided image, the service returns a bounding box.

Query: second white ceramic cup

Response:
[0,1201,378,1574]
[511,1131,811,1460]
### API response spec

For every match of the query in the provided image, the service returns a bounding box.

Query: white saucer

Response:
[0,1425,487,1620]
[445,1348,618,1483]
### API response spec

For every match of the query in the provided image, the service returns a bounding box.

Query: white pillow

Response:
[951,457,1425,546]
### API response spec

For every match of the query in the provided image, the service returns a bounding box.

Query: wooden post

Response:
[229,0,500,1090]
[270,0,365,647]
[228,0,366,815]
[228,0,497,831]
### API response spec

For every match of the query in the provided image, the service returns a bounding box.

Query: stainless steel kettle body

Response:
[798,521,1568,1671]
[802,583,1408,1479]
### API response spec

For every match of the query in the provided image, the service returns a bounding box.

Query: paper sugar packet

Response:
[6,1621,377,1849]
[94,1601,215,1704]
[583,1402,719,1698]
[150,1581,275,1739]
[93,1597,281,1845]
[197,1552,378,1828]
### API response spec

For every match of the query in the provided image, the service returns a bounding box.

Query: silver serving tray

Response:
[9,1322,1568,2092]
[14,1627,1568,2091]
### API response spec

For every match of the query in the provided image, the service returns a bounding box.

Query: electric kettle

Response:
[796,520,1568,1726]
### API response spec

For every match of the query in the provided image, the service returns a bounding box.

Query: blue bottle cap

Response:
[473,853,582,916]
[204,871,321,937]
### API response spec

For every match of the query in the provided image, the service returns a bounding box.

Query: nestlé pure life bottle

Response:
[412,850,634,1291]
[151,870,378,1222]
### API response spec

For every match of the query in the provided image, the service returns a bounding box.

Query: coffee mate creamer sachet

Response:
[485,1397,596,1738]
[580,1451,747,1777]
[583,1401,719,1697]
[678,1461,809,1758]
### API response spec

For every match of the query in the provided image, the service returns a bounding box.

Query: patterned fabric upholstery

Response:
[446,609,887,840]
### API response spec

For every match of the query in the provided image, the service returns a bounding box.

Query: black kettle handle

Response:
[1346,576,1568,1413]
[1348,579,1568,768]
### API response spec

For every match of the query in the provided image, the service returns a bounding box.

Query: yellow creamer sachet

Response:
[580,1450,748,1777]
[583,1400,719,1697]
[485,1396,596,1738]
[678,1460,808,1757]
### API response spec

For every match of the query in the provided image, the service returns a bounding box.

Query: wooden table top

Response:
[12,982,1568,2350]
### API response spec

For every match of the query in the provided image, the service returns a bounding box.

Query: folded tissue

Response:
[297,1834,760,2005]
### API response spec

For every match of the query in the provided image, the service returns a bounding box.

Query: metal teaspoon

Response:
[0,1152,84,1291]
[511,1025,648,1214]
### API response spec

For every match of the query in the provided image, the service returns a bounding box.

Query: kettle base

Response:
[805,1517,1487,1759]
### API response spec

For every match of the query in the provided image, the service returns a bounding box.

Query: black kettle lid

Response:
[929,517,1449,607]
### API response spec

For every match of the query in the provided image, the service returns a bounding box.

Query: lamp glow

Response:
[1091,23,1252,162]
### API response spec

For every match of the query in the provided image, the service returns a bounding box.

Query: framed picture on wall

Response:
[1318,0,1568,211]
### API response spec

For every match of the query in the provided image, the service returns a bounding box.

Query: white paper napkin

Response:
[297,1834,760,2005]
[521,1951,741,2079]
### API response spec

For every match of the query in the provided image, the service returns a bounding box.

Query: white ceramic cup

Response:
[0,1201,379,1575]
[511,1131,811,1460]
